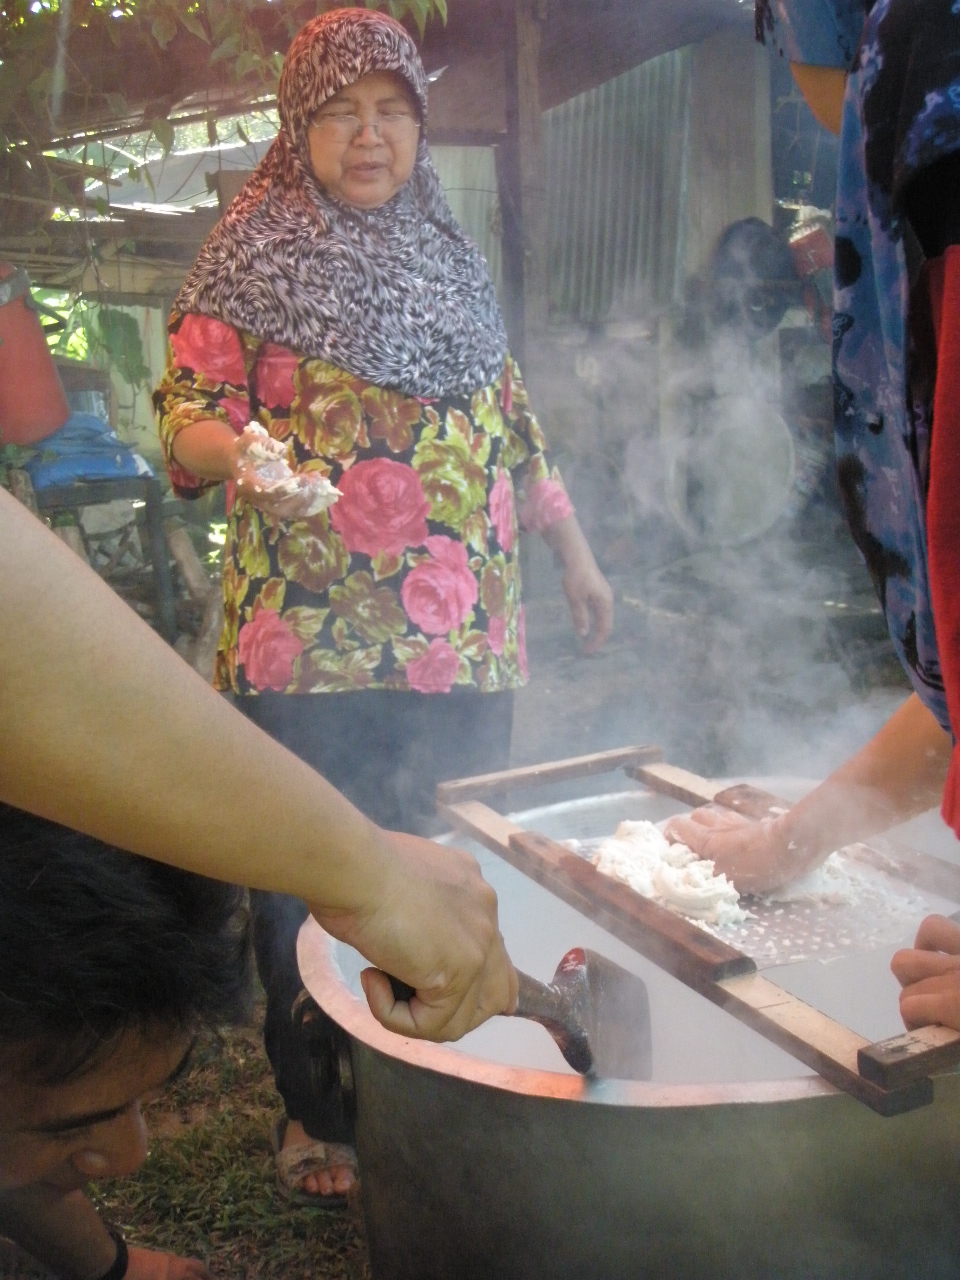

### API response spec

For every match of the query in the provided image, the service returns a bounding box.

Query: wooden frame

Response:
[438,747,960,1114]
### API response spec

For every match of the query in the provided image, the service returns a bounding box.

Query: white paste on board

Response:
[591,819,749,927]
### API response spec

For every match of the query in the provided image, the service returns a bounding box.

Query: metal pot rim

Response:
[297,917,835,1109]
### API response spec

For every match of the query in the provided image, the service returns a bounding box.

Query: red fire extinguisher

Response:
[0,262,70,445]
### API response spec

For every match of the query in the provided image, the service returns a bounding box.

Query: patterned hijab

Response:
[175,8,508,399]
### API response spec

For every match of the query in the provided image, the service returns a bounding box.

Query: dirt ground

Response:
[1,506,911,1280]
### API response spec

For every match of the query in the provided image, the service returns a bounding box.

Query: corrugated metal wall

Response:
[432,47,693,325]
[543,48,692,321]
[430,145,503,291]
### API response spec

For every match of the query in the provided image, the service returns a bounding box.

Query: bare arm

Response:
[170,418,238,481]
[541,514,614,655]
[171,420,325,521]
[0,1187,208,1280]
[0,489,516,1038]
[0,1188,118,1280]
[665,693,952,893]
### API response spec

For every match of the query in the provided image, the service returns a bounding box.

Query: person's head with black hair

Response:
[0,802,251,1194]
[709,217,801,340]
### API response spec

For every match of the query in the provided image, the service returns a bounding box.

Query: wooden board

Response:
[631,761,722,808]
[716,973,932,1115]
[441,796,932,1115]
[858,1025,960,1090]
[509,830,755,985]
[436,745,663,806]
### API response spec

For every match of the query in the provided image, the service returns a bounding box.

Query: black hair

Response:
[0,803,252,1083]
[709,217,801,339]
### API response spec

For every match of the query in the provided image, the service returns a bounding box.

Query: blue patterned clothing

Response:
[759,0,960,732]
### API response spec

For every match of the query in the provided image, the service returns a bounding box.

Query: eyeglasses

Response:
[309,111,420,143]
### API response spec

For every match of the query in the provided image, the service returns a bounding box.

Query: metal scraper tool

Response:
[391,947,652,1080]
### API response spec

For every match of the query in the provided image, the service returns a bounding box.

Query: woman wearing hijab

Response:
[155,8,612,1203]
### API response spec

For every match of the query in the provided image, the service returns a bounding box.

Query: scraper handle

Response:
[389,971,550,1012]
[858,1025,960,1090]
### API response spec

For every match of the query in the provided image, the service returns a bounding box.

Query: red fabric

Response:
[0,265,69,444]
[925,246,960,832]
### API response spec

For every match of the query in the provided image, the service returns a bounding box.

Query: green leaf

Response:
[142,166,157,200]
[150,116,175,155]
[50,174,74,205]
[236,122,250,145]
[93,308,152,389]
[233,49,259,79]
[150,12,178,48]
[26,67,52,114]
[179,11,209,41]
[105,91,129,118]
[209,33,240,64]
[206,115,218,146]
[94,194,109,217]
[408,0,431,36]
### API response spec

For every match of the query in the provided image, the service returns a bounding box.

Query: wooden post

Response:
[496,0,548,365]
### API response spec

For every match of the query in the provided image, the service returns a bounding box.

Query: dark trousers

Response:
[238,689,514,1139]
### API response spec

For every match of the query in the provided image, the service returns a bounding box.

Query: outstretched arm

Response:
[0,489,516,1039]
[665,693,951,893]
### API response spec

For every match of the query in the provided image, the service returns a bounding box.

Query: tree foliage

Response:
[0,0,447,153]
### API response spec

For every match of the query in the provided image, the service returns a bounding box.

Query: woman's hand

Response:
[315,828,519,1044]
[663,807,803,895]
[231,427,338,522]
[561,553,615,656]
[892,915,960,1032]
[541,515,614,654]
[170,419,337,522]
[126,1247,212,1279]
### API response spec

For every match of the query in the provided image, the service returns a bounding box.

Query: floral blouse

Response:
[154,313,573,696]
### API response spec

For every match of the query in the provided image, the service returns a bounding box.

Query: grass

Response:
[2,1010,372,1279]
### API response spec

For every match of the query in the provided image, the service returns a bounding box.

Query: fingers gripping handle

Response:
[388,972,554,1015]
[388,975,417,1003]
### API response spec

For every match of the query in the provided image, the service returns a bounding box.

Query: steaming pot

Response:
[297,783,960,1280]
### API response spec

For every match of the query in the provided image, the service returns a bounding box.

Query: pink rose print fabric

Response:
[237,609,304,692]
[170,314,247,386]
[155,315,571,696]
[221,395,252,432]
[519,476,574,534]
[405,639,462,694]
[488,469,516,554]
[401,536,479,635]
[255,344,300,411]
[332,459,431,558]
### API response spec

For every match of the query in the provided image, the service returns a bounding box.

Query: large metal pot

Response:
[297,783,960,1280]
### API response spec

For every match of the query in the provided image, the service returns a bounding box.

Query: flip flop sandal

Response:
[270,1115,359,1211]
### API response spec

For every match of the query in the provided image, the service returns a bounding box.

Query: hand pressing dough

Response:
[591,819,748,927]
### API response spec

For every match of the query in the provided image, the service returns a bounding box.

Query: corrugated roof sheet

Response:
[543,48,692,322]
